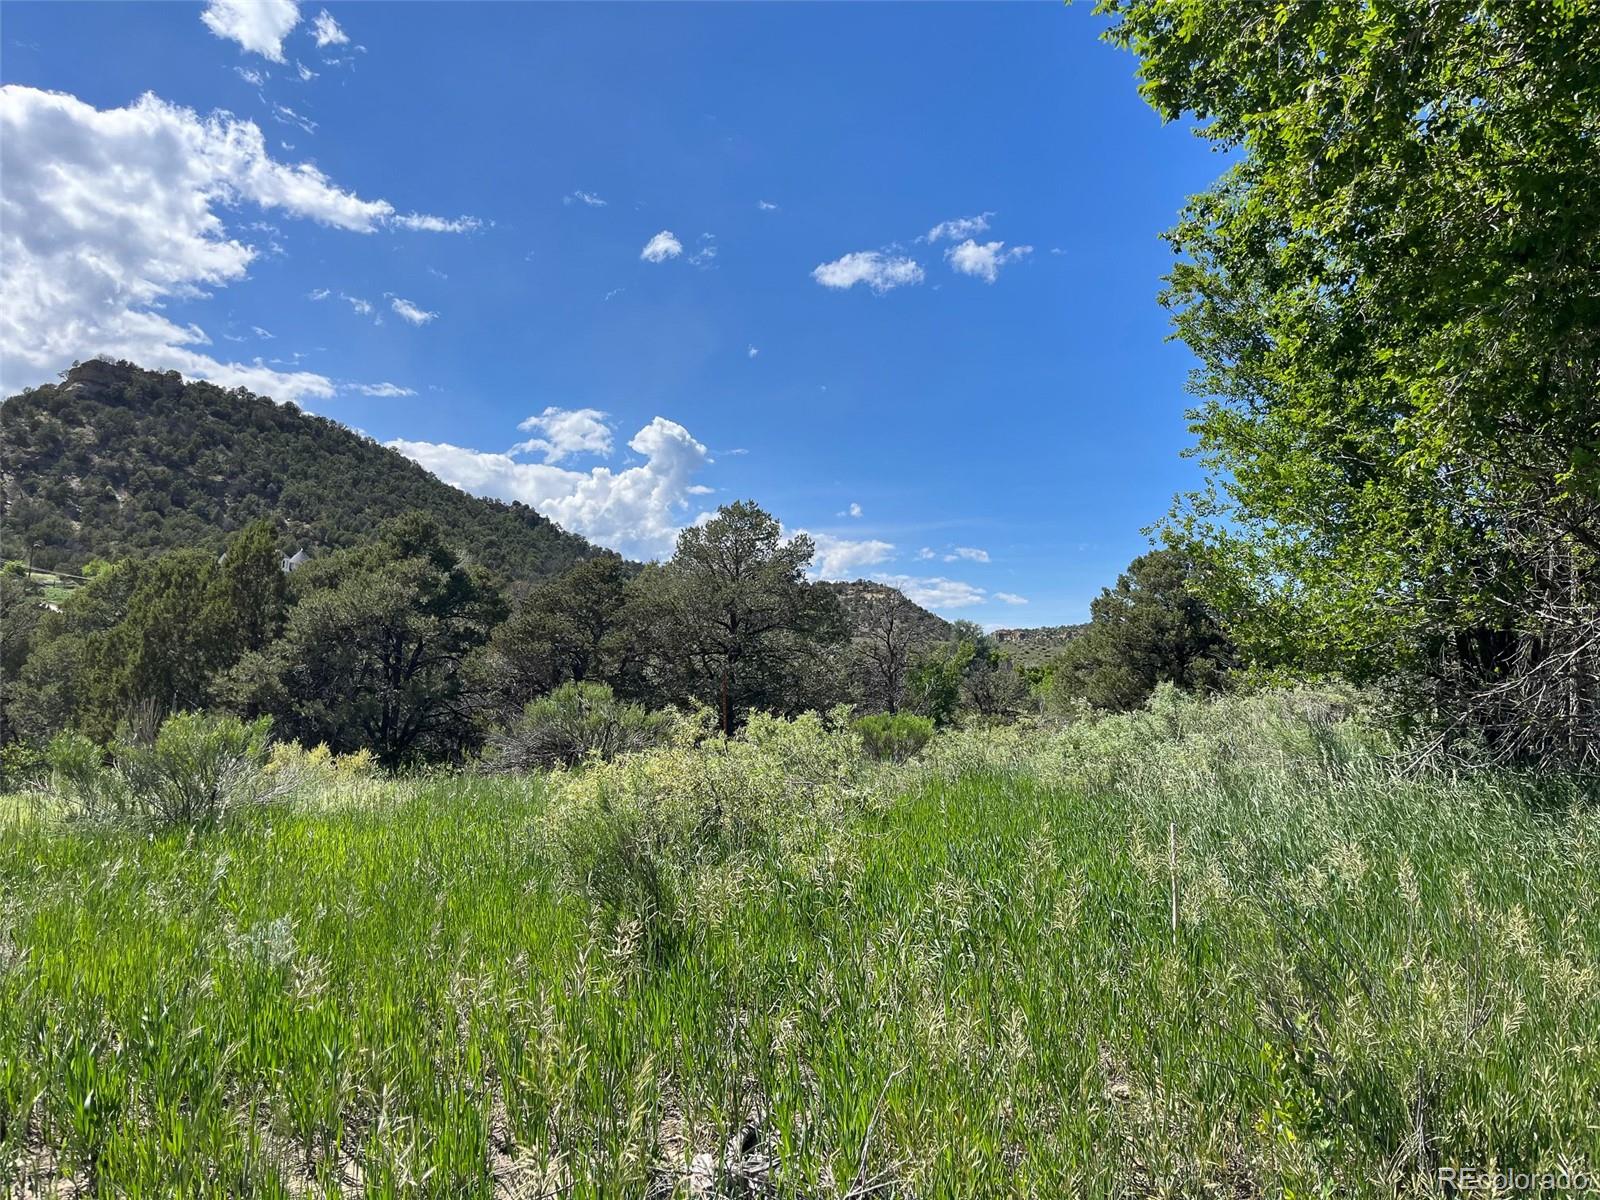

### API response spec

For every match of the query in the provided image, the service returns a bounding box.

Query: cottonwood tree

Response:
[643,501,848,732]
[1103,1,1600,760]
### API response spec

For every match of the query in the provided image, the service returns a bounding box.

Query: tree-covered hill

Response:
[817,580,954,647]
[990,624,1089,670]
[0,360,606,581]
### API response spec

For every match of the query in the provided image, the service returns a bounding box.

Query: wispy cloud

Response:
[565,190,608,207]
[688,233,717,268]
[389,296,436,325]
[310,9,348,47]
[925,212,993,243]
[310,289,375,319]
[393,213,483,233]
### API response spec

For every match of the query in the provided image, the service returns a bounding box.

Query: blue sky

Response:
[0,1,1224,625]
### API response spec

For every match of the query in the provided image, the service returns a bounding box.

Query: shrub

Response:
[0,740,50,792]
[266,740,377,783]
[854,712,935,761]
[540,709,876,941]
[114,712,280,827]
[43,731,125,820]
[490,682,671,771]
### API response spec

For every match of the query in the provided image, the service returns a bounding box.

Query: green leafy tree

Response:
[906,638,975,728]
[85,549,222,734]
[641,501,848,732]
[206,520,288,653]
[8,561,136,743]
[1101,1,1600,759]
[0,572,44,745]
[1045,549,1234,713]
[226,514,503,764]
[471,555,638,719]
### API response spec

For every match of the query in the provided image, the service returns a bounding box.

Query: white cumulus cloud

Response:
[993,592,1029,605]
[202,0,300,62]
[870,574,989,611]
[801,532,896,580]
[811,251,924,294]
[640,230,683,263]
[0,86,466,402]
[389,296,436,325]
[349,381,414,397]
[510,407,613,464]
[925,212,993,243]
[390,417,712,559]
[945,239,1032,283]
[310,9,348,48]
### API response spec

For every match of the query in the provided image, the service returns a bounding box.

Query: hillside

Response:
[0,360,605,582]
[818,579,954,646]
[991,623,1089,669]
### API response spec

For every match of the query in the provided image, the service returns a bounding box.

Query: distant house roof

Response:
[281,548,309,572]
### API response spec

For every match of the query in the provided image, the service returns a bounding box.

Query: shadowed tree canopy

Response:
[1046,548,1234,713]
[640,501,849,732]
[224,514,505,765]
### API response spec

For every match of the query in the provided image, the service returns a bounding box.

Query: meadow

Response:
[2,690,1597,1197]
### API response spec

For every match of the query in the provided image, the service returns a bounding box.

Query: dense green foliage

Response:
[852,712,934,761]
[1,360,603,581]
[628,502,851,733]
[904,621,1030,726]
[470,556,647,720]
[4,691,1595,1194]
[5,497,1007,764]
[226,514,505,766]
[1045,547,1234,712]
[1101,1,1600,761]
[5,522,287,744]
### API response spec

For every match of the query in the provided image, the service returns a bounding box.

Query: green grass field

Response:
[3,692,1597,1197]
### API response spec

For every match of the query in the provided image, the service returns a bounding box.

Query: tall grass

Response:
[1,689,1596,1196]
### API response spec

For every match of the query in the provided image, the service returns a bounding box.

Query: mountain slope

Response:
[0,360,606,581]
[819,580,955,646]
[991,624,1090,669]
